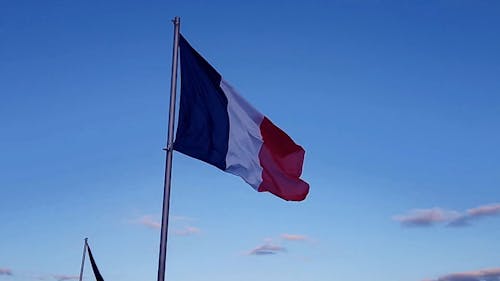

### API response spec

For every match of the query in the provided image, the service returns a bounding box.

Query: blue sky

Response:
[1,1,500,281]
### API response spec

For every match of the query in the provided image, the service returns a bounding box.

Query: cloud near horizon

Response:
[0,269,80,281]
[0,268,13,276]
[425,267,500,281]
[52,275,79,281]
[394,203,500,227]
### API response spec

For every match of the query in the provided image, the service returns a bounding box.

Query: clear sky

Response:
[1,1,500,281]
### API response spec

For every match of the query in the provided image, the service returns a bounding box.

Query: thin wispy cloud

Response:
[393,208,460,227]
[446,215,470,227]
[281,234,308,241]
[173,226,200,236]
[245,234,312,256]
[0,272,79,281]
[425,267,500,281]
[248,242,287,255]
[0,268,13,276]
[467,204,500,217]
[172,215,196,222]
[52,275,79,281]
[449,203,500,227]
[394,203,500,227]
[132,214,201,237]
[134,215,161,229]
[131,215,197,230]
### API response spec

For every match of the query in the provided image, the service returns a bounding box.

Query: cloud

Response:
[173,226,200,236]
[0,268,13,276]
[248,242,287,255]
[52,275,79,281]
[245,234,312,256]
[393,208,460,227]
[448,203,500,227]
[171,215,195,222]
[132,215,197,230]
[0,270,79,281]
[426,267,500,281]
[281,234,308,241]
[135,215,161,229]
[131,215,201,237]
[467,204,500,217]
[394,203,500,228]
[446,215,471,227]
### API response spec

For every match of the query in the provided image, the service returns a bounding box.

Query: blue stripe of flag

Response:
[174,35,230,170]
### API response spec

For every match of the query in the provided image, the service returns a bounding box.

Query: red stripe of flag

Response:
[258,117,309,201]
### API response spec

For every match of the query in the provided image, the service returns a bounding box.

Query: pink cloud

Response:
[426,267,500,281]
[281,234,308,241]
[173,226,200,236]
[0,268,12,276]
[394,203,500,227]
[52,275,79,281]
[393,208,460,227]
[467,203,500,217]
[132,215,201,237]
[134,215,161,229]
[132,215,198,229]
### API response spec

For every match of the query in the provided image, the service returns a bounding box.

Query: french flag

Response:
[173,35,309,201]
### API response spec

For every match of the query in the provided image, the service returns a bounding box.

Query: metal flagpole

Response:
[157,16,180,281]
[78,238,88,281]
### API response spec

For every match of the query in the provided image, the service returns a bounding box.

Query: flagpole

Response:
[157,16,180,281]
[78,238,88,281]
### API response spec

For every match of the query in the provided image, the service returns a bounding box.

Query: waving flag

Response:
[86,244,104,281]
[173,35,309,201]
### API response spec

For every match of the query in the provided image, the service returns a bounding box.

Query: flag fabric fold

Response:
[174,34,309,201]
[86,244,105,281]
